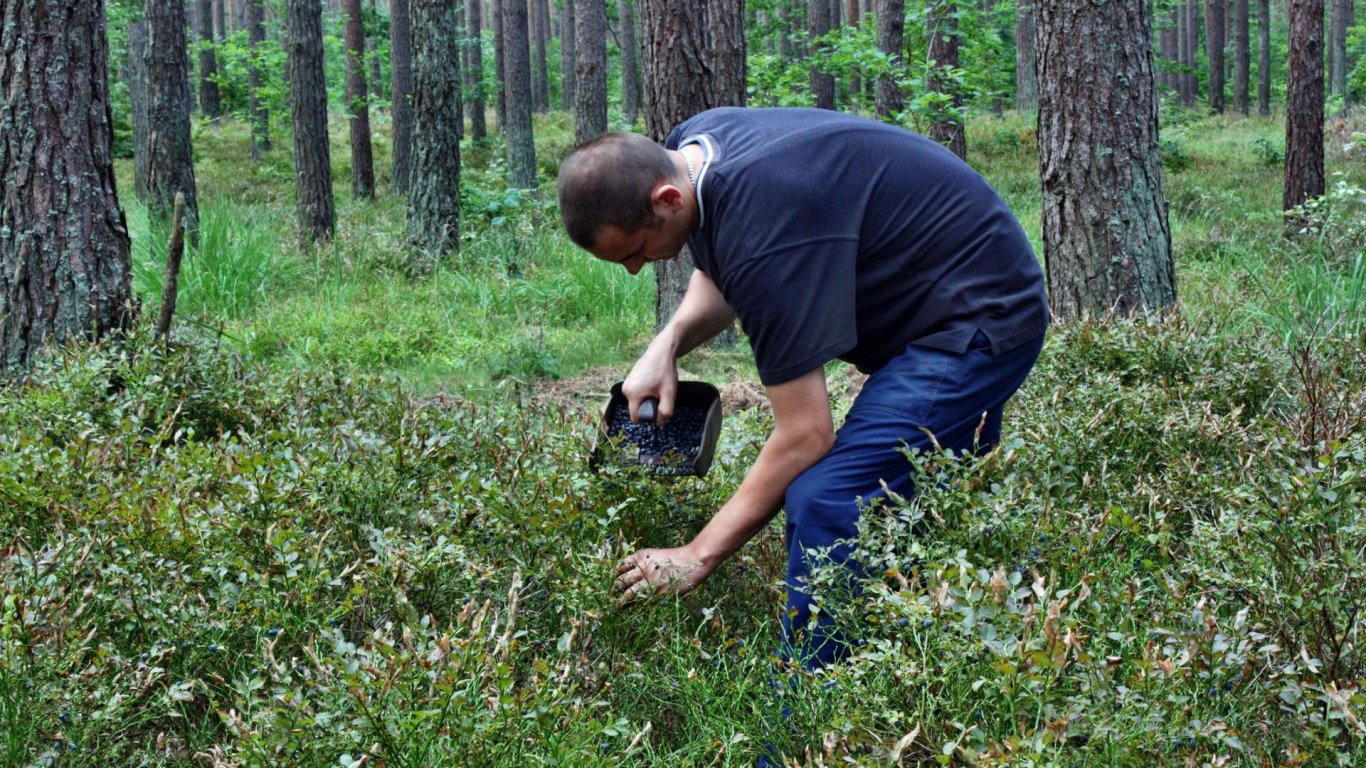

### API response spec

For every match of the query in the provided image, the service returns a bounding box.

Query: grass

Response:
[5,105,1365,766]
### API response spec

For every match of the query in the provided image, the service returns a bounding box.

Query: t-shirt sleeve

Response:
[722,238,860,386]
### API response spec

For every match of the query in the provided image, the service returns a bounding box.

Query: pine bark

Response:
[619,0,640,127]
[574,0,608,143]
[560,0,576,111]
[809,0,835,109]
[710,0,747,106]
[876,0,906,120]
[927,0,965,158]
[214,0,226,39]
[1205,0,1225,113]
[1181,1,1197,105]
[391,0,414,193]
[1328,0,1351,101]
[0,0,133,373]
[145,0,200,235]
[493,0,508,131]
[344,0,375,199]
[1234,0,1249,114]
[1037,0,1176,320]
[287,0,336,244]
[502,0,537,187]
[1160,10,1179,93]
[640,0,745,330]
[1015,0,1037,112]
[369,0,384,101]
[531,0,549,112]
[408,0,463,260]
[1284,0,1325,215]
[248,0,271,161]
[196,0,222,119]
[1257,0,1271,115]
[127,19,151,200]
[467,0,488,140]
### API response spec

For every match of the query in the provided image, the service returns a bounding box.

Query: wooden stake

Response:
[156,192,186,339]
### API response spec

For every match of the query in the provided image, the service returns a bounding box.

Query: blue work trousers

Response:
[779,330,1045,669]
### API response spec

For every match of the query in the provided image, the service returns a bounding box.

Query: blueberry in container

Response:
[591,380,723,477]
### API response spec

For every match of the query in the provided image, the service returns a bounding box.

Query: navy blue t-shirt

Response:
[665,107,1049,386]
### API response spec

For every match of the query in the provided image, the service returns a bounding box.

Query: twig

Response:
[156,192,186,339]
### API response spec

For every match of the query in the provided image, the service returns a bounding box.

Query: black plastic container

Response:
[591,380,723,477]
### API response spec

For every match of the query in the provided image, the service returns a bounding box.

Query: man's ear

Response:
[651,182,684,213]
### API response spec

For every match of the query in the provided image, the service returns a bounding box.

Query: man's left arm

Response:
[613,365,835,602]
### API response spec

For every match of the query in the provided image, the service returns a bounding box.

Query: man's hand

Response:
[612,545,716,605]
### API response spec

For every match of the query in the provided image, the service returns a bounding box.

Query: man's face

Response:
[587,219,687,275]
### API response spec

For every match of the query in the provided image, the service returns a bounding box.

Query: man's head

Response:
[557,132,678,250]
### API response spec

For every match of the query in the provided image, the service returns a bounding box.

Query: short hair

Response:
[558,132,676,248]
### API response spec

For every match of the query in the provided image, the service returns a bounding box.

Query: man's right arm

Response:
[623,269,735,421]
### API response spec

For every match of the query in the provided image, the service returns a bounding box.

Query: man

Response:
[557,107,1048,669]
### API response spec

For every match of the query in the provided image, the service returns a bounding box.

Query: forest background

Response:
[2,0,1366,765]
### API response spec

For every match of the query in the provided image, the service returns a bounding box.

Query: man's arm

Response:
[622,268,736,422]
[614,365,836,602]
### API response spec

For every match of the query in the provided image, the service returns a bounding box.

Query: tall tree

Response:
[0,0,132,373]
[560,0,577,111]
[248,0,271,161]
[1328,0,1352,103]
[1160,9,1180,93]
[145,0,200,236]
[927,0,965,158]
[710,0,747,106]
[343,0,375,199]
[574,0,608,143]
[391,0,415,193]
[531,0,550,112]
[1257,0,1271,115]
[640,0,745,328]
[1205,0,1225,112]
[127,20,151,200]
[467,0,488,140]
[493,0,508,130]
[408,0,463,260]
[619,0,641,127]
[1037,0,1176,319]
[809,0,835,108]
[1015,0,1038,111]
[1284,0,1325,216]
[876,0,907,120]
[502,0,538,187]
[214,0,226,38]
[196,0,222,119]
[287,0,336,243]
[369,0,384,102]
[1234,0,1250,113]
[1182,1,1199,105]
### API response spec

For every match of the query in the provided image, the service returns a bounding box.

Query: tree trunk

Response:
[502,0,537,187]
[0,0,133,373]
[574,0,607,143]
[1233,0,1249,113]
[1185,0,1201,105]
[407,0,463,260]
[560,0,576,111]
[343,0,375,199]
[145,0,200,238]
[619,0,640,127]
[1160,9,1179,93]
[1284,0,1325,215]
[369,0,384,102]
[1257,0,1271,115]
[1205,0,1225,112]
[710,0,747,106]
[809,0,835,109]
[640,0,745,331]
[467,0,488,140]
[1328,0,1350,102]
[214,0,226,38]
[531,0,549,112]
[876,0,906,120]
[391,0,414,193]
[1015,0,1037,111]
[1037,0,1176,320]
[128,20,151,200]
[493,0,508,131]
[248,0,271,161]
[287,0,336,244]
[927,0,965,158]
[196,0,222,119]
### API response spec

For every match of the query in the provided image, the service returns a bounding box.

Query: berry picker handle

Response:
[637,397,659,424]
